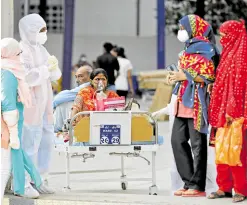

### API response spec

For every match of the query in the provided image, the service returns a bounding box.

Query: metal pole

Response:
[62,0,75,90]
[65,152,70,189]
[195,0,205,18]
[152,151,156,186]
[9,0,14,38]
[24,0,29,16]
[157,0,165,69]
[1,0,14,38]
[136,0,140,36]
[39,0,47,22]
[121,156,125,177]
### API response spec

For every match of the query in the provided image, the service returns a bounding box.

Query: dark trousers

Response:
[171,117,207,191]
[116,90,128,99]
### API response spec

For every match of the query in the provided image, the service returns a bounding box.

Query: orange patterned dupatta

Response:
[72,86,119,112]
[175,15,216,133]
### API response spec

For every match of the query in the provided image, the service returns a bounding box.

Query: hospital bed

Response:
[54,111,163,195]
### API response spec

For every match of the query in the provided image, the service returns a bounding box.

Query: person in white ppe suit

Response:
[152,78,217,196]
[19,13,61,194]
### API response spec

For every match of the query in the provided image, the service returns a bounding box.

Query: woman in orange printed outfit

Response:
[71,68,119,122]
[169,15,218,197]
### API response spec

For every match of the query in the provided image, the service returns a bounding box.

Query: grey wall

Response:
[27,34,183,74]
[74,0,156,37]
[13,0,221,75]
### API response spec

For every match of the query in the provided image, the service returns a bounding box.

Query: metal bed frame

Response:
[54,111,159,195]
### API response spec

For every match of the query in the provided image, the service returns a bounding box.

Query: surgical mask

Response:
[177,30,189,43]
[37,31,47,45]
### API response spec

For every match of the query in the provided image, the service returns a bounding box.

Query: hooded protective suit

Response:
[19,14,61,177]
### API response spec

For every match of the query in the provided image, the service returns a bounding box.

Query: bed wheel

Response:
[121,182,127,190]
[149,185,158,195]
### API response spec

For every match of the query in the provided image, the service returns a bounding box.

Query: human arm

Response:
[24,64,49,87]
[127,68,135,96]
[170,53,215,84]
[20,47,50,87]
[54,83,90,108]
[114,57,120,76]
[70,108,78,124]
[54,102,74,132]
[53,89,77,109]
[151,93,178,118]
[70,93,84,125]
[207,83,214,94]
[127,61,135,96]
[169,69,205,83]
[48,55,62,81]
[21,45,61,85]
[152,105,169,119]
[1,71,20,149]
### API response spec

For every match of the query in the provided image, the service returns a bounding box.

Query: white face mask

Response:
[177,30,189,43]
[37,31,47,45]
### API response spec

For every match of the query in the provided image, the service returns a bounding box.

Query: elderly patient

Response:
[53,65,92,132]
[53,65,93,109]
[70,68,119,124]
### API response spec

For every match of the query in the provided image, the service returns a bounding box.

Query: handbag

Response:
[215,118,244,166]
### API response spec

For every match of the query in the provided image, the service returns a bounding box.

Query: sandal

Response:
[174,189,188,196]
[208,191,232,199]
[182,189,206,197]
[233,194,246,203]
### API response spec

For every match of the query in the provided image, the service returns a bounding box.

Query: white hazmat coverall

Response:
[19,14,61,180]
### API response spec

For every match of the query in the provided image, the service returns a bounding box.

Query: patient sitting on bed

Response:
[70,68,119,125]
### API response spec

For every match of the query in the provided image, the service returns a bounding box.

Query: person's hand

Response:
[207,83,214,95]
[169,69,187,82]
[72,120,76,127]
[2,111,20,149]
[130,89,135,97]
[48,55,58,71]
[9,134,20,149]
[165,72,176,85]
[226,114,233,126]
[63,132,70,143]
